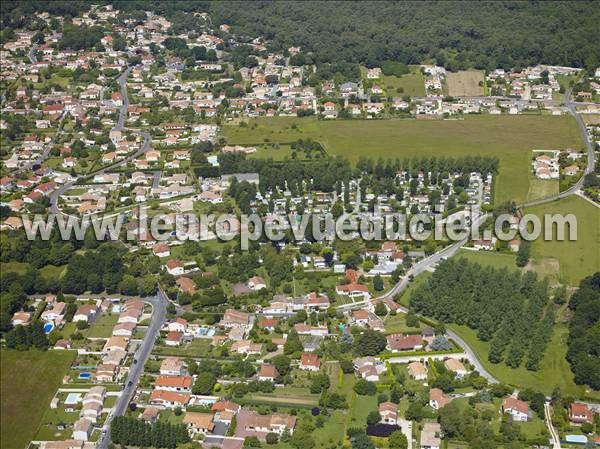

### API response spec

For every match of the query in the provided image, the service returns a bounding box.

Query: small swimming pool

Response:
[65,393,81,404]
[78,372,91,380]
[43,323,54,334]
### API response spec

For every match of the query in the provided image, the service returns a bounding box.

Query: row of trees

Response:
[567,272,600,389]
[410,259,553,370]
[110,416,190,448]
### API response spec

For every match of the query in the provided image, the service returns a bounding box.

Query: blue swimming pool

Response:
[43,323,54,334]
[78,372,91,379]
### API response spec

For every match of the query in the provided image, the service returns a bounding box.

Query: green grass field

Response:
[449,323,582,396]
[383,72,425,97]
[527,178,559,202]
[455,249,518,271]
[224,115,581,204]
[526,195,600,286]
[1,349,76,449]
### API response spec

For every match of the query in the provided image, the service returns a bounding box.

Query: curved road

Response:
[49,66,152,215]
[521,86,595,208]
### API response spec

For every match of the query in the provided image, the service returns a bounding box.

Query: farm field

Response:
[445,70,485,96]
[0,349,76,449]
[526,195,600,286]
[223,115,581,204]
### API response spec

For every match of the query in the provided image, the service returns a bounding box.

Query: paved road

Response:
[28,44,37,64]
[520,86,595,208]
[96,291,168,449]
[49,65,151,215]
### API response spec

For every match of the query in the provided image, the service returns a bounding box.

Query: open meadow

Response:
[525,195,600,286]
[1,350,76,449]
[224,115,582,204]
[445,70,485,96]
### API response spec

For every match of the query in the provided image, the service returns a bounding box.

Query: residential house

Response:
[501,397,531,422]
[429,388,451,410]
[299,353,320,372]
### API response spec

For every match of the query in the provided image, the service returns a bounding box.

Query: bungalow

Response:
[429,388,451,410]
[387,334,424,352]
[420,422,441,449]
[11,311,32,326]
[257,364,279,382]
[166,331,183,346]
[165,259,184,276]
[72,418,93,441]
[168,317,187,333]
[444,359,468,378]
[299,352,320,372]
[103,336,128,354]
[152,243,170,258]
[501,397,531,422]
[379,402,398,425]
[182,412,215,436]
[293,323,329,337]
[564,165,580,176]
[221,309,251,328]
[336,283,371,299]
[141,406,160,424]
[119,308,142,324]
[248,276,266,290]
[154,375,193,393]
[73,304,98,323]
[258,317,279,331]
[2,216,23,231]
[160,357,187,376]
[407,361,428,381]
[112,322,136,337]
[149,390,190,409]
[235,409,296,441]
[353,356,386,382]
[41,302,66,322]
[231,340,263,355]
[569,403,593,424]
[176,277,196,295]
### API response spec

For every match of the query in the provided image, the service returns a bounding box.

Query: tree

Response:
[374,301,387,316]
[193,372,216,395]
[388,430,408,449]
[284,330,303,355]
[373,275,384,291]
[266,432,279,444]
[354,379,377,395]
[354,329,386,356]
[271,355,292,377]
[366,410,381,425]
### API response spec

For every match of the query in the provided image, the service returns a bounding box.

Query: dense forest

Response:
[2,1,599,76]
[566,273,600,390]
[410,259,554,371]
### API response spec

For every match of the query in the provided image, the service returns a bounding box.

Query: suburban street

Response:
[96,290,168,449]
[49,65,151,215]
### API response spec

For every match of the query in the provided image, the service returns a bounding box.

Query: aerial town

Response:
[1,3,599,449]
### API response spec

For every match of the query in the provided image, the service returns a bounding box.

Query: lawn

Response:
[396,272,432,307]
[455,249,518,271]
[0,261,29,275]
[1,349,76,449]
[152,338,213,357]
[525,195,600,286]
[527,178,559,201]
[40,265,66,280]
[448,323,583,396]
[383,71,425,97]
[445,70,485,97]
[384,312,421,334]
[223,115,582,204]
[85,312,119,338]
